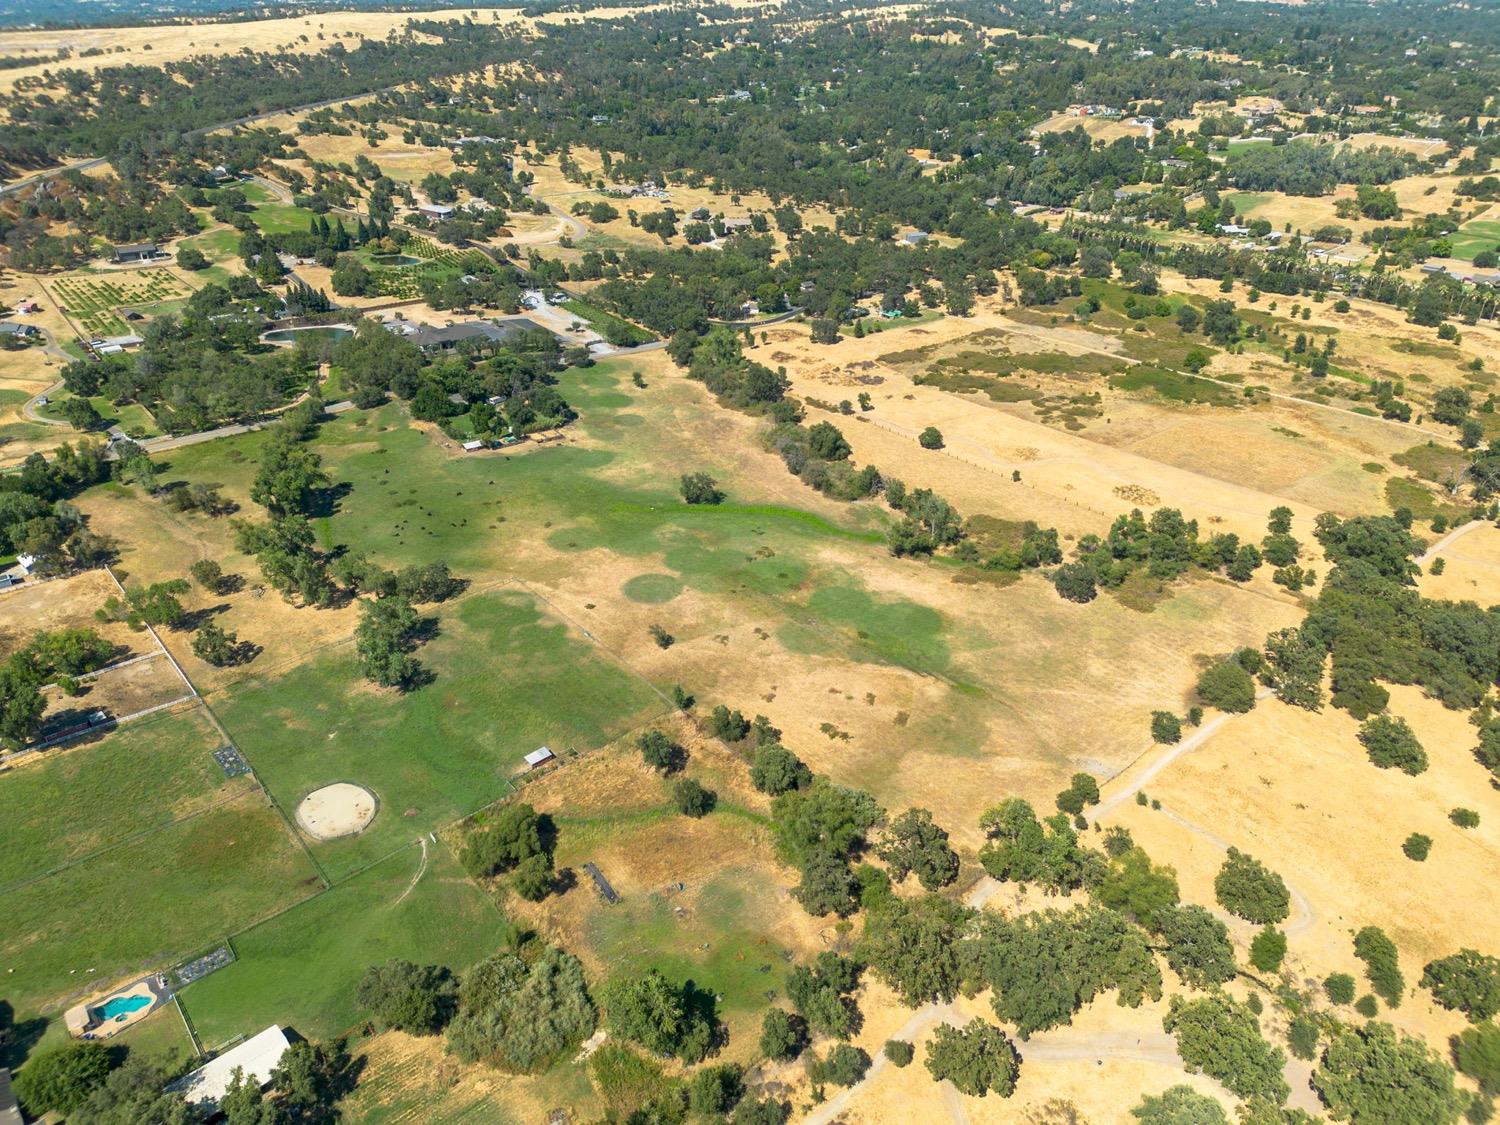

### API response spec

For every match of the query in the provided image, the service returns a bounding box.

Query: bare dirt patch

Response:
[0,569,146,661]
[295,782,378,840]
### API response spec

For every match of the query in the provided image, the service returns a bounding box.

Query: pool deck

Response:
[63,974,169,1040]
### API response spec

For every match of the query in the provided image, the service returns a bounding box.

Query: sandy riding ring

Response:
[295,782,378,840]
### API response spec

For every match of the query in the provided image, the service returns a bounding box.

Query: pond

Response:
[370,254,422,267]
[261,325,355,345]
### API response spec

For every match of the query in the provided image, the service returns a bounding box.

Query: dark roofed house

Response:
[0,322,37,339]
[408,318,564,353]
[113,242,159,263]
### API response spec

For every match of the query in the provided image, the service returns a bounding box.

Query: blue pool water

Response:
[96,993,152,1022]
[262,325,354,344]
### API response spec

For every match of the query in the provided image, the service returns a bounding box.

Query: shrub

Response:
[680,471,725,505]
[637,729,686,774]
[1358,714,1428,775]
[708,705,750,742]
[883,1039,914,1067]
[1151,711,1182,744]
[918,426,944,450]
[1055,772,1100,815]
[1195,659,1257,712]
[189,558,228,592]
[673,779,716,817]
[1214,848,1290,924]
[1288,1015,1319,1061]
[1354,926,1404,1008]
[750,744,811,795]
[1403,832,1432,861]
[1054,562,1097,603]
[1324,972,1356,1005]
[1451,808,1481,828]
[689,1064,744,1117]
[1250,926,1288,973]
[759,1008,808,1062]
[356,959,456,1034]
[1355,994,1380,1018]
[811,1044,870,1087]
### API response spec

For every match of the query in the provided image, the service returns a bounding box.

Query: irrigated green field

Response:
[1448,218,1500,262]
[0,789,318,1014]
[180,842,500,1048]
[210,588,669,879]
[0,708,248,888]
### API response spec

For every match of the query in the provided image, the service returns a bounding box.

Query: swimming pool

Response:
[261,326,354,345]
[95,993,152,1022]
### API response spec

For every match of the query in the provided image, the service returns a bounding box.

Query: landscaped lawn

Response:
[0,792,319,1014]
[180,842,500,1048]
[0,707,242,889]
[250,202,325,235]
[210,588,669,879]
[1448,218,1500,262]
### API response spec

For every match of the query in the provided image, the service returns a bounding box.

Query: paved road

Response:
[139,399,354,454]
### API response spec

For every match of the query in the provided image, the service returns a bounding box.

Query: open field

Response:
[1218,172,1468,242]
[1102,670,1500,1065]
[506,723,827,1041]
[23,245,1499,1119]
[0,707,245,890]
[0,568,149,660]
[290,131,458,185]
[180,841,499,1048]
[523,147,840,257]
[0,787,318,1014]
[210,587,669,879]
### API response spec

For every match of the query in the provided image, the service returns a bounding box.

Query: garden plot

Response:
[46,269,191,339]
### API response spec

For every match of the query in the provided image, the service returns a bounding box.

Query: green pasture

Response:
[0,708,241,890]
[0,792,319,1014]
[250,202,326,235]
[1448,219,1500,262]
[180,843,500,1048]
[209,588,668,879]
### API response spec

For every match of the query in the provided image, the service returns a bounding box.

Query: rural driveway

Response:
[141,399,354,454]
[1420,517,1489,562]
[797,692,1316,1123]
[21,328,77,426]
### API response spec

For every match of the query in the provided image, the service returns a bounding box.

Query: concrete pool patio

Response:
[63,974,168,1040]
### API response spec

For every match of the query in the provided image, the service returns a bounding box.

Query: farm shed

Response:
[524,746,555,769]
[168,1025,290,1110]
[112,242,159,263]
